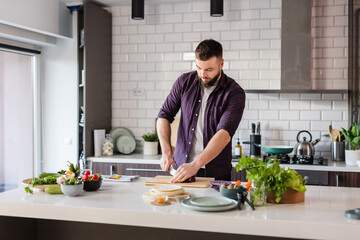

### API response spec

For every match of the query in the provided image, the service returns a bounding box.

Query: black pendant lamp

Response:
[132,0,144,20]
[210,0,223,17]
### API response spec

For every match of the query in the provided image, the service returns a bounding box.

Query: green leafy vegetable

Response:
[24,186,33,194]
[38,172,62,179]
[235,156,307,204]
[67,161,80,174]
[63,177,83,185]
[342,122,360,150]
[31,176,58,186]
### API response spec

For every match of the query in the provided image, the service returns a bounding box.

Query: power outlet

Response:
[132,88,144,96]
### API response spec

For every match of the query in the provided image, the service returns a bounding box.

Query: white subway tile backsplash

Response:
[322,111,343,120]
[279,111,300,120]
[183,32,201,42]
[249,100,269,109]
[300,110,321,120]
[250,20,270,29]
[110,1,347,155]
[193,22,211,32]
[164,14,182,24]
[212,21,231,31]
[138,25,155,34]
[183,12,202,22]
[290,100,311,110]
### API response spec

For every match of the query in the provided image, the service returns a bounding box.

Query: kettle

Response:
[294,130,320,156]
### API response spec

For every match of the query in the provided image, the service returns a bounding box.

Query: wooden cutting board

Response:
[145,176,214,188]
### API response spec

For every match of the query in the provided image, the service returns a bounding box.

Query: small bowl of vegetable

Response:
[60,177,83,197]
[83,172,102,191]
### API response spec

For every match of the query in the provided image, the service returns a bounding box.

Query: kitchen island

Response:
[0,178,359,240]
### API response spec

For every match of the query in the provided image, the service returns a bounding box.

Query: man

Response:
[157,39,245,182]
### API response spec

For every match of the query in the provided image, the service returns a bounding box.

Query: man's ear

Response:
[220,59,224,69]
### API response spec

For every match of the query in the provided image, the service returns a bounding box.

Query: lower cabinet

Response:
[92,162,170,177]
[328,172,360,187]
[231,168,247,182]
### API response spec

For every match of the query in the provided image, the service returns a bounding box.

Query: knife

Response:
[251,123,256,134]
[256,122,260,135]
[170,166,176,176]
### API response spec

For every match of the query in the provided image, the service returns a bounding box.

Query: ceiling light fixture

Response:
[132,0,144,20]
[210,0,223,17]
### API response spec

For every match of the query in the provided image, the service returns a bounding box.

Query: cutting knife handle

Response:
[251,123,256,134]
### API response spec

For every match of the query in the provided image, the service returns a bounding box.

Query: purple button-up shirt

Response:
[158,70,246,178]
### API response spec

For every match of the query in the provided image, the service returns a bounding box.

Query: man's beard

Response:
[198,72,220,88]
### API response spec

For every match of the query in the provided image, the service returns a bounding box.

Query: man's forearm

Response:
[193,129,231,169]
[156,118,172,156]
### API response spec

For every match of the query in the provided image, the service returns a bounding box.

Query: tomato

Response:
[84,175,89,181]
[93,174,98,180]
[85,171,90,176]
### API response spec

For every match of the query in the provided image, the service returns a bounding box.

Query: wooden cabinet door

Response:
[92,162,170,177]
[231,168,247,182]
[328,172,360,187]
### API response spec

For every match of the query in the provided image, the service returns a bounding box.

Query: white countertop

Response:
[0,179,359,240]
[88,153,360,172]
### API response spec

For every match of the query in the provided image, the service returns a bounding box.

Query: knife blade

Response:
[169,166,176,176]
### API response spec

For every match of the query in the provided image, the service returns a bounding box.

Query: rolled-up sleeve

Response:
[157,75,183,123]
[216,89,246,137]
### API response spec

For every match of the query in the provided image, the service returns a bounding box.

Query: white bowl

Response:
[61,183,83,197]
[357,160,360,167]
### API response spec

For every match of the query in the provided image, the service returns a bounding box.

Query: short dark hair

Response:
[195,39,223,61]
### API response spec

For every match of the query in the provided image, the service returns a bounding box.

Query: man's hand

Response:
[160,154,175,172]
[171,162,200,183]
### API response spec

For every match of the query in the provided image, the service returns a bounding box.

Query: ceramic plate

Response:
[116,135,136,154]
[109,127,134,152]
[190,196,233,207]
[152,184,183,192]
[181,198,237,212]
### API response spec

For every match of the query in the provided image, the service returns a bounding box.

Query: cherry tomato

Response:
[85,171,90,176]
[93,174,98,180]
[84,175,89,181]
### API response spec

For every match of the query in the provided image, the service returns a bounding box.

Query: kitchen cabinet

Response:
[77,2,112,161]
[92,162,170,177]
[328,172,360,187]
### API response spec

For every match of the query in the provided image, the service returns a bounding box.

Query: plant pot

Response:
[267,188,304,204]
[345,150,360,166]
[143,141,158,155]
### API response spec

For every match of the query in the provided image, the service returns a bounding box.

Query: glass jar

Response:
[102,134,114,156]
[250,180,267,206]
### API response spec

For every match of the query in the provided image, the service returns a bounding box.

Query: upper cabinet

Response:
[77,2,112,160]
[245,0,348,92]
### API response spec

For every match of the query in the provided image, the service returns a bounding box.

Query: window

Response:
[0,44,41,192]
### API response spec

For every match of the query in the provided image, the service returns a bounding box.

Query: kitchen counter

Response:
[88,153,360,172]
[0,178,359,240]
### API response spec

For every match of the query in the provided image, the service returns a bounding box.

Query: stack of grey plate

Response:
[109,127,136,154]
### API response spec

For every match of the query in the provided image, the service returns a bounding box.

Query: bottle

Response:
[102,134,114,156]
[235,138,242,157]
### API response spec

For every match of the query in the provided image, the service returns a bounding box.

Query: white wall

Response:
[110,0,349,158]
[41,12,78,172]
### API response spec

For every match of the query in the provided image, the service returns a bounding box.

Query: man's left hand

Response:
[171,162,199,183]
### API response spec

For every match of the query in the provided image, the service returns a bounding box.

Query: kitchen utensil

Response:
[251,123,256,134]
[256,122,261,135]
[260,145,294,154]
[143,191,190,201]
[169,166,176,176]
[331,141,345,162]
[220,185,245,200]
[116,135,136,154]
[330,129,341,142]
[237,191,255,211]
[145,176,214,188]
[190,196,233,207]
[181,198,237,212]
[293,130,320,156]
[249,134,261,157]
[210,180,231,191]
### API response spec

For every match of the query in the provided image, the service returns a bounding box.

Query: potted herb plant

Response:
[235,156,307,206]
[341,122,360,166]
[142,132,159,155]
